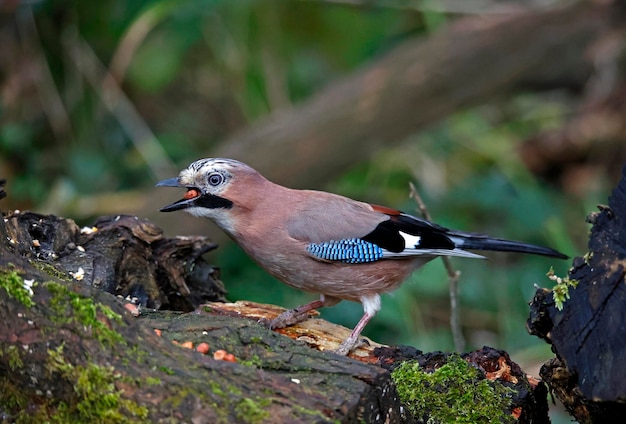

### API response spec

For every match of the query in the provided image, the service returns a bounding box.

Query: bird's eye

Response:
[208,173,224,186]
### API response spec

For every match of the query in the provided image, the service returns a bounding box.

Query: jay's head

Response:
[157,158,266,225]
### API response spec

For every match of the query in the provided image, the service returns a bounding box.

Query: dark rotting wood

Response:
[528,164,626,422]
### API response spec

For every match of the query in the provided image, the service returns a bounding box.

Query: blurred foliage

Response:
[1,0,425,208]
[1,1,622,421]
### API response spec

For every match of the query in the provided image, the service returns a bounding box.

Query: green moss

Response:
[290,403,332,421]
[547,267,579,310]
[240,354,263,368]
[0,269,35,308]
[224,383,242,397]
[209,380,225,397]
[158,365,175,375]
[144,376,162,386]
[0,345,24,370]
[44,281,125,347]
[163,386,233,423]
[0,377,29,412]
[46,345,149,423]
[205,379,270,423]
[163,387,193,409]
[392,355,516,424]
[234,397,270,424]
[29,260,71,281]
[0,352,152,423]
[129,344,150,365]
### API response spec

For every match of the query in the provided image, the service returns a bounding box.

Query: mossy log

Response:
[0,209,400,422]
[0,178,549,423]
[528,165,626,423]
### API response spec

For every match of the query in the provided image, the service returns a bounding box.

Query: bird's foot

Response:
[334,336,370,356]
[261,299,325,330]
[333,342,354,356]
[334,338,358,356]
[263,308,310,329]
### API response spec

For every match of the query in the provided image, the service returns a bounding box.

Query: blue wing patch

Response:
[306,239,384,264]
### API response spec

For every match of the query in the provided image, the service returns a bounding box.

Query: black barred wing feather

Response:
[303,204,565,264]
[306,211,485,263]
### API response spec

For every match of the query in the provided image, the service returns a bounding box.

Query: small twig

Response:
[409,182,465,352]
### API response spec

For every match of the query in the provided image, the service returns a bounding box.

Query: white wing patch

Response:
[401,232,422,249]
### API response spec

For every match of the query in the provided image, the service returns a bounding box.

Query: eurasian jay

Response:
[157,158,567,355]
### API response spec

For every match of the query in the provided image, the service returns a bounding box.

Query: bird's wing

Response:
[285,192,482,264]
[285,191,389,243]
[365,208,483,259]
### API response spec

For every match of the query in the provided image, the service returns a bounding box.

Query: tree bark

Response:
[528,164,626,422]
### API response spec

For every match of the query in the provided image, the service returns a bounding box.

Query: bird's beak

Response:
[155,177,182,188]
[156,177,234,212]
[159,196,196,212]
[156,177,200,212]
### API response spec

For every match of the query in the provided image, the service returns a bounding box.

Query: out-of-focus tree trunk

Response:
[214,1,623,188]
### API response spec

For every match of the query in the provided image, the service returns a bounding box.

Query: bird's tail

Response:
[447,232,568,259]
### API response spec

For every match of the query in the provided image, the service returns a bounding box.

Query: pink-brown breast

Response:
[223,182,429,302]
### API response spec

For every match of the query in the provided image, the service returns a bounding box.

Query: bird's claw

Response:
[334,339,358,356]
[273,308,309,329]
[333,337,369,356]
[259,309,308,330]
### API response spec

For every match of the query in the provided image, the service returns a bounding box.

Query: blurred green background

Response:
[2,1,626,421]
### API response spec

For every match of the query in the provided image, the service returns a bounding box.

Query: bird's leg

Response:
[334,294,381,355]
[266,295,339,329]
[335,312,374,355]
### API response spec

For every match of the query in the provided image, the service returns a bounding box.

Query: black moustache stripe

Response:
[195,193,234,210]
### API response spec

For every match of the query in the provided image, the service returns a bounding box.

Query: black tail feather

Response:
[448,232,568,259]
